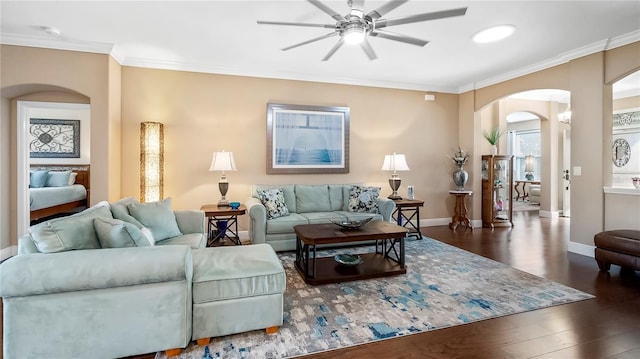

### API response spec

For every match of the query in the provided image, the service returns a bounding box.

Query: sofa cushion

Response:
[29,170,49,188]
[110,196,144,228]
[295,185,331,213]
[28,203,113,253]
[128,198,183,241]
[46,171,72,187]
[156,233,205,249]
[328,185,346,211]
[254,184,297,213]
[93,217,152,248]
[348,185,381,213]
[265,213,309,234]
[191,244,286,304]
[257,188,290,219]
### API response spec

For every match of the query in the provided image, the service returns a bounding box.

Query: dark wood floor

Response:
[3,210,639,359]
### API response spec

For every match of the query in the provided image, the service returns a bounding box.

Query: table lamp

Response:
[381,153,410,200]
[209,150,237,206]
[524,155,535,180]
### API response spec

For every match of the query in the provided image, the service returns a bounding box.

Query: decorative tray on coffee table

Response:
[330,217,373,230]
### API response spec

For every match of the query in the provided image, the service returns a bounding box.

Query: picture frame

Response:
[29,118,80,158]
[267,103,350,174]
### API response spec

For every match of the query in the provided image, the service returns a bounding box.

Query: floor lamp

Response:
[140,122,164,203]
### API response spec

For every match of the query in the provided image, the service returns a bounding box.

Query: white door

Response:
[561,128,571,217]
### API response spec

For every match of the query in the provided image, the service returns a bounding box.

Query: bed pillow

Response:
[46,171,72,187]
[68,172,78,185]
[257,188,290,219]
[30,170,49,188]
[127,198,182,242]
[348,185,381,213]
[93,217,152,248]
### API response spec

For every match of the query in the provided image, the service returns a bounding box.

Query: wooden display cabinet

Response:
[481,155,514,228]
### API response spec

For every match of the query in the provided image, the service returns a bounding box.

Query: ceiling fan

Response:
[257,0,467,61]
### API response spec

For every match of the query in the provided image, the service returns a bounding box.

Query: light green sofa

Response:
[246,184,396,251]
[1,197,286,359]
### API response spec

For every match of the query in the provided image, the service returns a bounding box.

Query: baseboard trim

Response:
[568,241,595,257]
[539,210,560,218]
[1,245,17,261]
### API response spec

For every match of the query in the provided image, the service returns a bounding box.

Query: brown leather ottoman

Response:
[594,230,640,272]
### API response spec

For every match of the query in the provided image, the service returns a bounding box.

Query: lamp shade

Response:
[209,151,237,172]
[524,155,535,173]
[140,122,164,203]
[381,153,410,172]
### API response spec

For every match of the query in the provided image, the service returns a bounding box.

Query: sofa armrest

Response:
[377,197,396,222]
[246,197,267,244]
[0,245,193,298]
[175,209,205,234]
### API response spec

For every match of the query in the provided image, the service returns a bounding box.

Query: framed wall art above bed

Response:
[29,118,81,158]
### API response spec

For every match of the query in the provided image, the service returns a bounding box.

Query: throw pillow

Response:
[111,196,145,228]
[28,205,113,253]
[30,170,49,188]
[93,217,152,248]
[68,172,78,186]
[257,188,290,219]
[348,185,381,213]
[46,171,72,187]
[127,198,182,242]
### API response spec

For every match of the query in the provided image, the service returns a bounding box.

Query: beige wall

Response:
[121,67,460,230]
[0,45,119,249]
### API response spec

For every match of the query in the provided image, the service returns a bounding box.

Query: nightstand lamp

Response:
[209,150,237,207]
[381,153,410,200]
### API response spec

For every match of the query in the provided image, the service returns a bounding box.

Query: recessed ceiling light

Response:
[472,25,515,44]
[40,26,61,37]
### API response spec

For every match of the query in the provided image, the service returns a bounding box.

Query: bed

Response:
[29,164,90,222]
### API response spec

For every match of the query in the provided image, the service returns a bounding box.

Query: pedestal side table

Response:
[448,191,473,231]
[392,199,424,239]
[200,204,246,246]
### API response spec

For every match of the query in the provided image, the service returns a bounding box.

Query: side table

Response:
[448,191,473,231]
[392,199,424,239]
[200,204,246,246]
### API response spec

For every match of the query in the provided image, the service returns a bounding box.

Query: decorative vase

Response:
[453,166,468,191]
[491,145,498,155]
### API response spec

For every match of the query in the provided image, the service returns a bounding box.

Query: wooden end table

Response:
[392,199,424,239]
[294,221,408,285]
[449,190,473,231]
[200,204,246,246]
[514,180,540,201]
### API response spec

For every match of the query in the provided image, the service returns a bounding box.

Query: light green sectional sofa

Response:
[246,184,396,251]
[0,197,286,358]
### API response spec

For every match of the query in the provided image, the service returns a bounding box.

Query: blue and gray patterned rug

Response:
[158,237,593,359]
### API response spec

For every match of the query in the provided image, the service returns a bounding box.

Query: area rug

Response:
[157,237,593,359]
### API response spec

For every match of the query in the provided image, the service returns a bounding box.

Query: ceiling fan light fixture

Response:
[343,24,366,45]
[472,25,515,44]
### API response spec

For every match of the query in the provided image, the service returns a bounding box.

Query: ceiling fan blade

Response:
[257,20,335,29]
[375,7,467,29]
[367,0,408,20]
[369,29,428,46]
[282,32,338,51]
[322,38,345,61]
[308,0,344,22]
[360,38,377,60]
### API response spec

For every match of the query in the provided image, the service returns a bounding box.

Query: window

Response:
[508,130,541,180]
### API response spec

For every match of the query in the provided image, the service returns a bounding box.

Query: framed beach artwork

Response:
[29,118,81,158]
[267,103,350,174]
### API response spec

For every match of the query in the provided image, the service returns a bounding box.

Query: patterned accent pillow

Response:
[258,188,290,219]
[348,186,381,213]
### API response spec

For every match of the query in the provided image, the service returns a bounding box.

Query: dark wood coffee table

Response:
[294,220,408,285]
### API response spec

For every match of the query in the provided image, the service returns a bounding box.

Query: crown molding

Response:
[0,32,113,55]
[461,30,640,93]
[122,56,458,93]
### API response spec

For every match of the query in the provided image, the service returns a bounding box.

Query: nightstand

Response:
[200,204,246,246]
[392,199,424,239]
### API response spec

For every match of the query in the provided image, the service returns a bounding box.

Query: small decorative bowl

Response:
[330,217,373,230]
[632,177,640,189]
[229,202,241,209]
[334,254,363,266]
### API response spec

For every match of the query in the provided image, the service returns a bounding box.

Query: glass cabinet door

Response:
[493,158,510,220]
